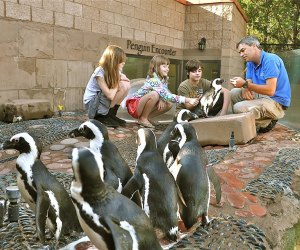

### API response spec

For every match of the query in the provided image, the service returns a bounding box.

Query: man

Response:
[230,36,291,133]
[177,59,230,117]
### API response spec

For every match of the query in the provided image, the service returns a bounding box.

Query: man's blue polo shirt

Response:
[246,50,291,107]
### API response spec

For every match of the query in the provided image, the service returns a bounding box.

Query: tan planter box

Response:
[190,112,257,146]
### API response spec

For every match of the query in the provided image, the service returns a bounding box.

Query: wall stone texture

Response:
[0,0,246,114]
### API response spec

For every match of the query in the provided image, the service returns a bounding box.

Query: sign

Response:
[127,40,177,56]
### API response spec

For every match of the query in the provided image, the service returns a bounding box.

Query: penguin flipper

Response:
[104,167,121,191]
[35,188,51,242]
[102,216,133,250]
[163,143,175,168]
[175,180,186,207]
[207,166,222,204]
[122,172,143,199]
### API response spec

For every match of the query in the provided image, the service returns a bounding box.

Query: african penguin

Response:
[168,123,212,229]
[70,147,162,250]
[164,125,221,205]
[157,109,198,160]
[0,133,82,242]
[122,128,185,242]
[194,78,224,117]
[69,119,135,194]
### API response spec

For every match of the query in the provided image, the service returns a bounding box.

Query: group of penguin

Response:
[0,109,222,250]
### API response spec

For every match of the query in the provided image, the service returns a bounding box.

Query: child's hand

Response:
[157,99,166,111]
[186,97,199,107]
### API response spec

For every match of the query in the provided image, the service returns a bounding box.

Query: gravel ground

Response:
[3,115,297,249]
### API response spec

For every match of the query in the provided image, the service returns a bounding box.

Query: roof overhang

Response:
[175,0,248,22]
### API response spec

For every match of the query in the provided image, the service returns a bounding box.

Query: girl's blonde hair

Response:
[98,45,126,89]
[147,55,170,80]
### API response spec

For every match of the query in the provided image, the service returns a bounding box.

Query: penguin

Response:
[157,109,198,159]
[168,123,213,229]
[0,132,82,243]
[122,128,185,242]
[70,147,162,250]
[69,119,135,194]
[165,125,221,205]
[194,78,225,118]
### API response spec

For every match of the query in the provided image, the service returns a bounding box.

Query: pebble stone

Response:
[0,114,299,249]
[60,138,79,145]
[49,144,66,151]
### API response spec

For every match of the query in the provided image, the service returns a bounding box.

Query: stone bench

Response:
[190,112,256,146]
[1,99,54,123]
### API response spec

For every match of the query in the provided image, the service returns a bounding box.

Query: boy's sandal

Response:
[138,121,155,129]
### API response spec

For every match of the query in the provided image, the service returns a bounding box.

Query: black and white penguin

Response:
[71,147,162,250]
[157,109,198,159]
[194,78,225,117]
[0,132,82,242]
[168,123,212,229]
[69,119,133,193]
[122,128,185,242]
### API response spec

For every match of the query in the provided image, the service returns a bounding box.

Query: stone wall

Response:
[0,0,246,116]
[184,2,246,86]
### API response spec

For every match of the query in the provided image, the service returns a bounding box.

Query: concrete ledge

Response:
[190,112,256,146]
[1,99,54,122]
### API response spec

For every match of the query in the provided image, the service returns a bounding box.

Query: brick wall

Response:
[184,2,246,85]
[0,0,246,114]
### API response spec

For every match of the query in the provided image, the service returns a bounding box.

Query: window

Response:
[123,55,183,94]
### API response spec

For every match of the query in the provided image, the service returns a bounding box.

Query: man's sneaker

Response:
[95,114,119,128]
[258,119,278,133]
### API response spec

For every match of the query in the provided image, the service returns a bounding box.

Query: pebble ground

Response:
[0,114,300,249]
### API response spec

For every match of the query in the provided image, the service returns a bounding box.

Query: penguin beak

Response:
[218,79,225,85]
[1,140,16,150]
[191,112,199,120]
[69,128,82,138]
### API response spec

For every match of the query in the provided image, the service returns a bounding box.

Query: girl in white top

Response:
[83,45,130,127]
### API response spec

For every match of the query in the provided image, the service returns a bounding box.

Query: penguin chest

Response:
[17,173,36,211]
[141,173,151,217]
[74,205,109,250]
[169,159,182,180]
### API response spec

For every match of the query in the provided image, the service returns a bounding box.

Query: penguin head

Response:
[170,123,198,147]
[169,124,186,149]
[1,132,42,159]
[69,120,108,153]
[175,109,198,123]
[211,78,224,90]
[136,128,157,160]
[168,140,181,159]
[71,147,105,194]
[70,119,108,141]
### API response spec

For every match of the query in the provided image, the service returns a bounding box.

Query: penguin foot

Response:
[201,214,210,226]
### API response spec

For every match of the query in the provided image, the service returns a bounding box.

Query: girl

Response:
[126,55,199,128]
[83,45,130,127]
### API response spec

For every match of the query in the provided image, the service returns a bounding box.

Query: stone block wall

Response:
[0,0,247,115]
[184,1,246,86]
[0,0,187,115]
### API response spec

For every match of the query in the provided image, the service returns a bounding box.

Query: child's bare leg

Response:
[111,80,130,106]
[137,91,159,123]
[149,102,173,118]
